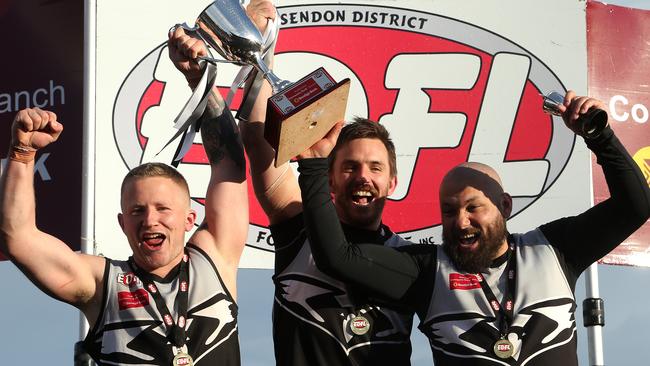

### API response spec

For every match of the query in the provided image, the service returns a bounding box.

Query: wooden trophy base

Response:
[264,67,351,167]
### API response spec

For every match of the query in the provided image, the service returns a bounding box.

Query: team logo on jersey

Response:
[112,4,572,255]
[117,272,141,287]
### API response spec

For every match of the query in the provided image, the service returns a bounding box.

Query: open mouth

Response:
[140,232,166,250]
[458,232,480,249]
[351,190,375,206]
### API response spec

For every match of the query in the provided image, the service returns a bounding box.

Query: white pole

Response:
[77,0,96,364]
[81,0,96,256]
[584,262,605,366]
[584,93,605,365]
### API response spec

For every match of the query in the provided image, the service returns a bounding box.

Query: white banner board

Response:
[95,0,589,269]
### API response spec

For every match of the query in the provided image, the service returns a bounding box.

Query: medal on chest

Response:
[493,338,515,359]
[172,351,194,366]
[478,244,519,360]
[349,315,371,336]
[129,252,194,365]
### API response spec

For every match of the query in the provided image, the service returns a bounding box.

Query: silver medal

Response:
[493,338,514,359]
[349,315,371,336]
[172,352,194,366]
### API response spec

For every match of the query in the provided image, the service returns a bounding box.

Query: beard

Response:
[442,215,507,273]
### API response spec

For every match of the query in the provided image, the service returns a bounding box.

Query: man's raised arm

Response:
[168,28,248,298]
[0,109,105,318]
[540,92,650,272]
[240,0,303,224]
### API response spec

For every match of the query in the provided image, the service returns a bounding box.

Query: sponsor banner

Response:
[97,0,589,268]
[0,0,83,260]
[587,1,650,267]
[449,273,481,290]
[118,289,149,310]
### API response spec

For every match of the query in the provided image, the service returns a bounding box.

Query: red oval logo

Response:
[113,4,571,253]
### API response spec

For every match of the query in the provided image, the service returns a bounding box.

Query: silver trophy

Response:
[183,0,290,92]
[178,0,351,166]
[543,91,608,138]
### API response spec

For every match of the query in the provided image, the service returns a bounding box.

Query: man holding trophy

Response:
[1,64,247,366]
[295,91,650,364]
[0,5,254,366]
[239,2,418,366]
[169,0,416,365]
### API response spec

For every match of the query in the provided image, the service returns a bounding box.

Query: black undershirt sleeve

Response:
[297,158,431,301]
[539,127,650,274]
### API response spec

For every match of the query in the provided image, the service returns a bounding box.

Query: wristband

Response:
[9,145,36,164]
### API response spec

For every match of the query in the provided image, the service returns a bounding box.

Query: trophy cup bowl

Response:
[181,0,350,166]
[543,91,608,138]
[190,0,291,92]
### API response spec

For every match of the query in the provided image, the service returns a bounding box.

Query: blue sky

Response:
[2,257,650,364]
[2,0,650,364]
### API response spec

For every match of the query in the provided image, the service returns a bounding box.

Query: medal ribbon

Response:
[477,244,517,338]
[128,250,190,348]
[164,60,219,167]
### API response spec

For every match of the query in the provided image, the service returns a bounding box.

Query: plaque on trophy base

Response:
[264,67,350,166]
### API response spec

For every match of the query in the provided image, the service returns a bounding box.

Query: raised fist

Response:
[11,108,63,150]
[246,0,276,34]
[556,90,609,137]
[168,26,209,88]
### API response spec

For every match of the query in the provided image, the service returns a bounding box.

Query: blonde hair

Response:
[121,162,190,200]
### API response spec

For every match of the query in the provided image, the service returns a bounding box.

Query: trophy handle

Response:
[171,24,290,91]
[542,91,608,138]
[170,23,238,65]
[542,91,565,116]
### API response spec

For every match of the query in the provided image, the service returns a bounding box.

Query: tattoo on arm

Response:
[199,89,246,168]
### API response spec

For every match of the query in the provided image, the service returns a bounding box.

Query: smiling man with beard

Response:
[328,123,398,230]
[246,116,417,365]
[193,1,416,365]
[297,91,650,365]
[440,162,511,274]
